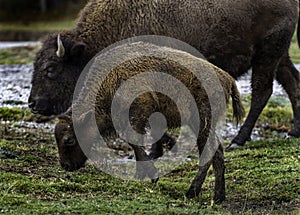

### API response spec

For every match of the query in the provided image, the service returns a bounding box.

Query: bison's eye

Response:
[47,67,58,79]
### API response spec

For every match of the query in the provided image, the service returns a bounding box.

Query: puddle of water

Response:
[0,41,41,49]
[0,120,55,133]
[236,71,288,97]
[0,64,33,108]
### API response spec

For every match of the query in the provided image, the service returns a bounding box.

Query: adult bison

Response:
[29,0,300,147]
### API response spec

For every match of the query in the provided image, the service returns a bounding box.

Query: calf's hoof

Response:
[185,187,200,199]
[151,177,159,183]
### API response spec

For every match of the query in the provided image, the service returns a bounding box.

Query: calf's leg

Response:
[129,143,158,182]
[186,161,211,199]
[149,133,176,159]
[186,134,213,199]
[212,144,225,203]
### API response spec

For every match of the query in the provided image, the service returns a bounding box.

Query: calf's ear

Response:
[70,42,87,58]
[58,114,71,122]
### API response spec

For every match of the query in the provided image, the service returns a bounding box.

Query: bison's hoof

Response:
[151,177,159,184]
[225,143,242,151]
[230,135,251,148]
[213,193,226,204]
[288,128,300,138]
[185,188,199,199]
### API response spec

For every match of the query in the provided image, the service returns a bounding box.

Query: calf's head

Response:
[28,33,89,116]
[55,113,88,171]
[55,109,102,171]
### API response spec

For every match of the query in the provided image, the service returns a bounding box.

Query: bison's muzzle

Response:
[28,96,50,115]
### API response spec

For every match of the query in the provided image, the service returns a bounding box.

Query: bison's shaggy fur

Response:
[55,42,245,203]
[30,0,300,147]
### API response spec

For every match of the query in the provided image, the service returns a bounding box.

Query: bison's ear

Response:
[70,42,87,58]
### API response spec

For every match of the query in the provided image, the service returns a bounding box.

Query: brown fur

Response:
[30,0,300,146]
[55,43,245,203]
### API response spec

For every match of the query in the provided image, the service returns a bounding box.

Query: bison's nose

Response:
[28,96,49,114]
[28,97,35,110]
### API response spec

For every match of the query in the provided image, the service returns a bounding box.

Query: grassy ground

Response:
[0,106,299,214]
[0,12,299,215]
[0,47,38,65]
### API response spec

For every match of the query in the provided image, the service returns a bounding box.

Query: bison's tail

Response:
[230,82,245,124]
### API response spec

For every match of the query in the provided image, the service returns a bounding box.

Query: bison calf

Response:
[55,42,244,203]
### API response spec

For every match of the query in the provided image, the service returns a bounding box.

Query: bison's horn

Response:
[56,34,65,58]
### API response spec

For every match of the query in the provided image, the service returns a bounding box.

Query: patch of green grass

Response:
[0,107,33,121]
[2,100,26,106]
[227,96,293,129]
[0,47,37,64]
[224,139,300,213]
[0,120,299,214]
[259,105,292,126]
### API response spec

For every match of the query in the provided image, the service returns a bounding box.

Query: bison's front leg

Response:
[229,30,291,149]
[129,143,159,182]
[229,67,274,148]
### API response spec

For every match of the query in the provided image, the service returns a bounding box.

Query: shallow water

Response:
[0,41,41,49]
[0,64,33,108]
